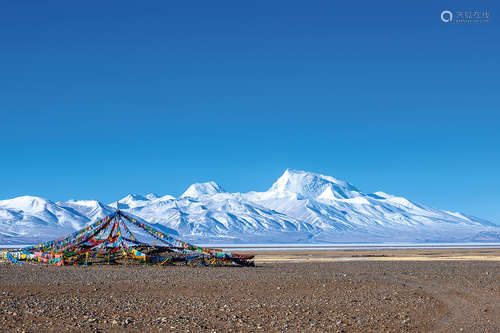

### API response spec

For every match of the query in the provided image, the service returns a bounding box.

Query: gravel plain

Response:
[1,255,499,332]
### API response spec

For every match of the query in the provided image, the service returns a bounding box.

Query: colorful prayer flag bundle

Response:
[1,210,254,267]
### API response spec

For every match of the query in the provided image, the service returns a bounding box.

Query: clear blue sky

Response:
[0,1,499,223]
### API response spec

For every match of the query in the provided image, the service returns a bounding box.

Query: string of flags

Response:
[1,210,254,267]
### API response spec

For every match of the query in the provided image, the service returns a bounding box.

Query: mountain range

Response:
[1,169,499,245]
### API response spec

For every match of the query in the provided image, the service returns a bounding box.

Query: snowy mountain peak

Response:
[112,193,159,210]
[372,191,390,198]
[119,194,149,203]
[109,193,174,210]
[0,195,53,211]
[58,199,114,221]
[180,181,226,198]
[62,199,105,207]
[268,169,360,200]
[145,193,159,200]
[157,194,175,201]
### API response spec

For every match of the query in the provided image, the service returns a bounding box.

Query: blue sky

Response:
[1,1,499,223]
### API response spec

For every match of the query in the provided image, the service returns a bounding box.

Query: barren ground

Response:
[1,249,499,332]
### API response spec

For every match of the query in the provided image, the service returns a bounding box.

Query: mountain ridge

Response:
[1,170,498,244]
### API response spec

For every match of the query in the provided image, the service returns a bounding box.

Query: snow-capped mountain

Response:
[1,169,498,244]
[113,193,166,210]
[180,181,226,199]
[0,196,94,244]
[243,170,498,242]
[57,200,114,222]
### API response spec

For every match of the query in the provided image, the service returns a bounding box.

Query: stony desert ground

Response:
[1,249,499,332]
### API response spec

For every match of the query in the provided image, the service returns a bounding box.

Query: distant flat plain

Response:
[246,247,500,263]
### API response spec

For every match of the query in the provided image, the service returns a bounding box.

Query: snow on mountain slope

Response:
[0,196,91,244]
[109,193,176,210]
[180,181,226,198]
[57,200,114,222]
[264,169,361,200]
[1,170,498,244]
[244,170,497,242]
[121,182,317,243]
